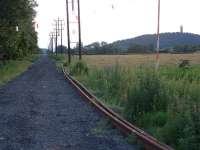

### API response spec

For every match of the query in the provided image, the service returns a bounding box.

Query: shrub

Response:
[137,112,168,129]
[124,68,167,122]
[160,81,200,150]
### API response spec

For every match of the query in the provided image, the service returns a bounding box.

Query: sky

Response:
[35,0,200,48]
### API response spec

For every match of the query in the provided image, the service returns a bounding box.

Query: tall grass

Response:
[160,65,200,82]
[76,64,132,107]
[68,61,88,76]
[160,80,200,150]
[124,68,168,122]
[60,58,199,150]
[125,70,200,150]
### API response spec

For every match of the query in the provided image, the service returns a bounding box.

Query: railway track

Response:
[62,67,174,150]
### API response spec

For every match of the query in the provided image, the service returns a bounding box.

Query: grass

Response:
[82,65,200,150]
[0,54,40,86]
[81,53,200,68]
[52,53,200,150]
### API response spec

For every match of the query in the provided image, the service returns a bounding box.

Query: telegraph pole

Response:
[66,0,71,63]
[54,20,58,55]
[77,0,82,60]
[65,0,82,62]
[49,32,54,53]
[58,19,64,54]
[53,32,56,53]
[156,0,160,70]
[60,21,63,53]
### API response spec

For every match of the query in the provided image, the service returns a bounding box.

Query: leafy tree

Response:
[0,0,38,59]
[128,44,154,53]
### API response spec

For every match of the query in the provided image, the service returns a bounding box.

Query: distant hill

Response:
[112,32,200,50]
[84,32,200,54]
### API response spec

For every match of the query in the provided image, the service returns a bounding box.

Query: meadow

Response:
[55,53,200,150]
[81,53,200,68]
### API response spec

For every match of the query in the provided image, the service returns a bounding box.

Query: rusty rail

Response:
[62,67,174,150]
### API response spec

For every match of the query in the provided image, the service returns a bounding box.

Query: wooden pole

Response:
[156,0,160,70]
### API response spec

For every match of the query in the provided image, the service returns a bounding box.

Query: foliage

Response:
[0,0,38,59]
[124,68,167,122]
[76,64,132,106]
[160,65,200,82]
[85,33,200,54]
[70,63,200,150]
[124,68,200,150]
[69,61,88,76]
[0,54,39,86]
[128,44,154,53]
[84,41,121,54]
[53,54,199,149]
[174,44,200,52]
[159,80,200,150]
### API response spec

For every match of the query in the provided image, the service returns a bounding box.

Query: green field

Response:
[53,54,200,150]
[0,54,40,86]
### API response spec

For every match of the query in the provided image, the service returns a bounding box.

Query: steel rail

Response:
[62,67,174,150]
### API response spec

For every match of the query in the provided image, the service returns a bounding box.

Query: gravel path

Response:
[0,56,136,150]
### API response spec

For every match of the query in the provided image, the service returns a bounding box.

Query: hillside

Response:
[112,32,200,50]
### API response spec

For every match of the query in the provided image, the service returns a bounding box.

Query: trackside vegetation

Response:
[67,61,199,150]
[51,55,200,150]
[0,0,39,86]
[0,54,39,86]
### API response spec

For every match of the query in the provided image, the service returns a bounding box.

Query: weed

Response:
[52,54,200,149]
[69,61,88,76]
[124,68,167,122]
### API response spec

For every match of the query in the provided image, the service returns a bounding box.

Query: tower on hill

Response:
[180,25,183,33]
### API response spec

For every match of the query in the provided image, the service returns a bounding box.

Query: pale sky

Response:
[35,0,200,48]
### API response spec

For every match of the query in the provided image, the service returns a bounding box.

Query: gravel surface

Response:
[0,56,137,150]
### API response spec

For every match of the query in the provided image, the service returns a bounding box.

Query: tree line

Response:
[83,41,200,54]
[0,0,38,59]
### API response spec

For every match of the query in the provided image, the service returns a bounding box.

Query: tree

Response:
[0,0,38,59]
[128,44,154,53]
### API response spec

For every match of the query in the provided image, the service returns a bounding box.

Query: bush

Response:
[156,80,200,150]
[101,64,131,105]
[124,68,167,122]
[137,112,168,129]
